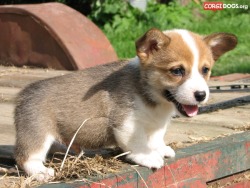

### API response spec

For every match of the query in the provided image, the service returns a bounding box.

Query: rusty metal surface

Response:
[0,3,117,70]
[38,131,250,188]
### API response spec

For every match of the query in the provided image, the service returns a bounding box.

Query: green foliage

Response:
[0,0,61,4]
[186,0,250,75]
[88,0,249,76]
[87,0,200,58]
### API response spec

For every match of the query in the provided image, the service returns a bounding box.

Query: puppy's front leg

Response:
[147,127,175,158]
[114,124,164,169]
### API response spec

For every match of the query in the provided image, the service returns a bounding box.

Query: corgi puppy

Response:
[14,28,237,181]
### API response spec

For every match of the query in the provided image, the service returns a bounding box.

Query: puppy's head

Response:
[136,28,237,117]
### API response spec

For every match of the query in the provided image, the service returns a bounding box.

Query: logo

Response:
[203,2,248,11]
[203,2,223,11]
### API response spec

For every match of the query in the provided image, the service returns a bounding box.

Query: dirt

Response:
[207,170,250,188]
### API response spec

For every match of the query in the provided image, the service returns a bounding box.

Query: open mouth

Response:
[163,90,198,117]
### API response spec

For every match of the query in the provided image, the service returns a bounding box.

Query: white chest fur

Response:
[113,95,176,169]
[133,96,175,131]
[114,95,175,150]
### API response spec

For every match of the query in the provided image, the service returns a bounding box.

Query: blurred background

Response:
[0,0,249,76]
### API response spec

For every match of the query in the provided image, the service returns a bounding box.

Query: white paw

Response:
[127,151,164,169]
[157,146,176,158]
[32,167,55,182]
[23,160,55,182]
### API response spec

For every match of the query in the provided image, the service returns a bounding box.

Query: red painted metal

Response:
[39,131,250,188]
[0,3,117,70]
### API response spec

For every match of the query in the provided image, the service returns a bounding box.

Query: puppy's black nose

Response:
[194,91,206,102]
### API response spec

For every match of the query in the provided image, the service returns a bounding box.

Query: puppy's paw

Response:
[157,146,176,158]
[127,151,164,169]
[24,160,55,182]
[33,167,55,182]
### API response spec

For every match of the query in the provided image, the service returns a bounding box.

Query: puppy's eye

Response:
[171,67,185,76]
[202,67,210,75]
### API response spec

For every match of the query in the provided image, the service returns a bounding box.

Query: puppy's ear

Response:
[136,28,170,62]
[204,33,237,61]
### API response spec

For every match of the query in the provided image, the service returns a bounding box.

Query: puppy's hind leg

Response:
[15,86,58,181]
[15,122,56,182]
[22,135,55,181]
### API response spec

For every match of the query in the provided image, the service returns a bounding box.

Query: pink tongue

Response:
[182,105,198,117]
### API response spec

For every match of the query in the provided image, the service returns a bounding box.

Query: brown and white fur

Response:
[14,28,237,181]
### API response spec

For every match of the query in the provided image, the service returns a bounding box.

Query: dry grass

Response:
[0,153,123,188]
[46,118,123,181]
[47,152,123,181]
[223,124,250,131]
[169,126,250,150]
[0,118,124,187]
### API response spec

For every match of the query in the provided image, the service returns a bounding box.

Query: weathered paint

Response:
[166,150,221,182]
[172,178,206,188]
[39,131,250,188]
[100,176,117,188]
[144,167,165,187]
[116,172,138,187]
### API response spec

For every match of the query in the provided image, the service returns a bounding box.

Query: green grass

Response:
[99,0,250,76]
[188,9,250,76]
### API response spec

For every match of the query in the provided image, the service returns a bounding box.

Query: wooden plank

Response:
[0,74,43,88]
[0,86,20,103]
[0,103,14,118]
[0,65,69,88]
[0,65,68,77]
[165,103,250,146]
[0,122,15,145]
[0,103,15,145]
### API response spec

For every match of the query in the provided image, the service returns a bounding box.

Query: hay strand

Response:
[114,151,131,159]
[131,166,149,188]
[60,118,90,171]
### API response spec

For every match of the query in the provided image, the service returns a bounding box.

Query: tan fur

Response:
[15,60,132,166]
